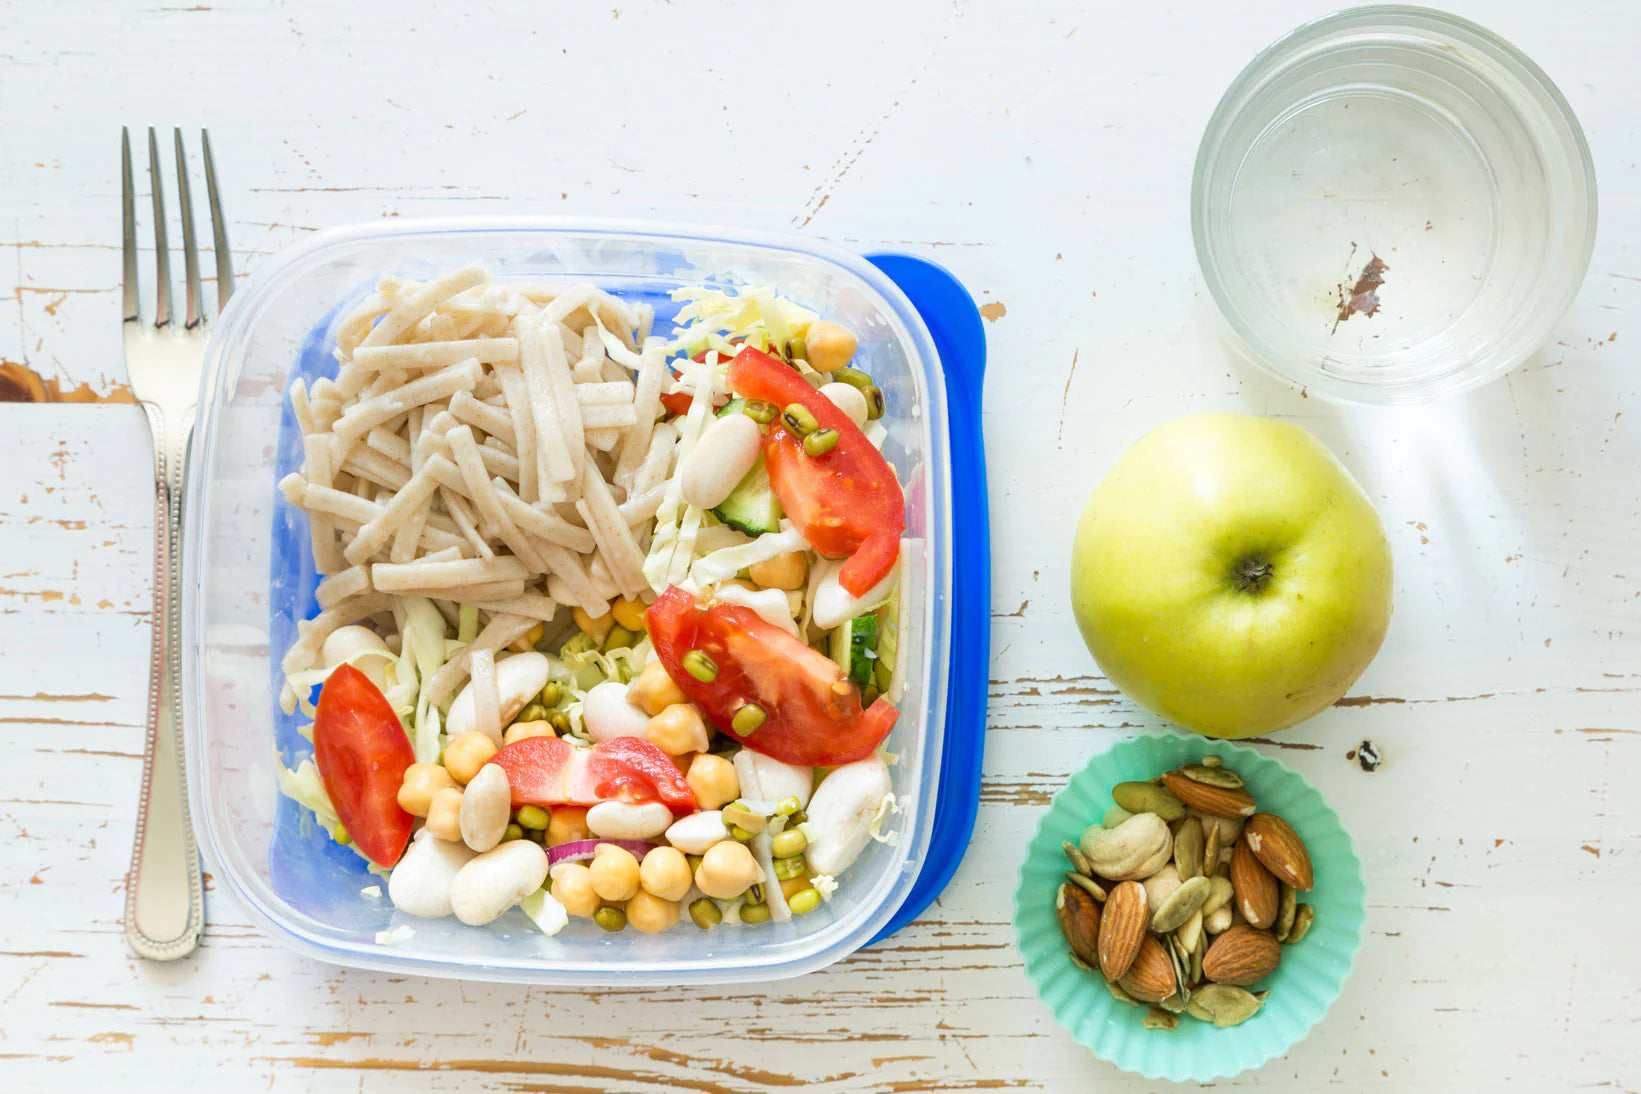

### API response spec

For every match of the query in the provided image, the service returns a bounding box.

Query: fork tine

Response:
[147,127,173,329]
[173,129,203,329]
[121,128,140,324]
[201,129,233,312]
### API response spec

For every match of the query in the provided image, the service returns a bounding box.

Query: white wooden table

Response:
[4,1,1638,1089]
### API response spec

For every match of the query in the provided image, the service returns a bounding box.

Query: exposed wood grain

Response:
[2,0,1639,1090]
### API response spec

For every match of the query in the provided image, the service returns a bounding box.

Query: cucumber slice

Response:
[716,397,747,419]
[874,587,900,694]
[711,453,783,535]
[830,613,879,689]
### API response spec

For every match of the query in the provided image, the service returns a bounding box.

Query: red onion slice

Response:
[546,838,657,868]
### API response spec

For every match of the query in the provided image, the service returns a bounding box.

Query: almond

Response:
[1202,925,1281,986]
[1117,935,1178,1003]
[1230,837,1279,928]
[1244,813,1314,891]
[1097,880,1148,981]
[1161,770,1256,819]
[1056,882,1102,969]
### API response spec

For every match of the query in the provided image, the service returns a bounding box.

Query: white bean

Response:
[322,624,392,693]
[811,552,900,630]
[819,382,868,428]
[664,810,730,854]
[447,651,552,741]
[448,839,549,926]
[387,829,476,919]
[586,800,673,841]
[679,413,761,509]
[733,749,814,809]
[459,763,512,853]
[582,680,650,742]
[804,754,892,875]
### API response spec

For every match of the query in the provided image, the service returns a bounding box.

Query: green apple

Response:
[1070,413,1393,739]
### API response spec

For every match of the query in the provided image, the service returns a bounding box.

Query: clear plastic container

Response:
[183,218,952,984]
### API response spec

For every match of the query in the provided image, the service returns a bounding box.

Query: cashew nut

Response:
[448,839,549,926]
[459,763,512,853]
[388,829,477,919]
[582,680,650,743]
[586,799,673,841]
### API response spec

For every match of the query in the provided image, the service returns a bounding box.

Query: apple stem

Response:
[1234,557,1273,593]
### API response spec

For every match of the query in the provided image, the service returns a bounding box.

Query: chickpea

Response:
[550,862,599,918]
[589,843,641,902]
[424,787,464,842]
[627,659,687,717]
[803,319,858,372]
[685,753,740,810]
[572,605,614,644]
[626,889,680,934]
[646,703,709,756]
[749,551,808,591]
[443,731,498,784]
[610,596,648,633]
[694,839,763,900]
[396,762,456,817]
[639,846,693,902]
[546,805,590,846]
[503,719,556,746]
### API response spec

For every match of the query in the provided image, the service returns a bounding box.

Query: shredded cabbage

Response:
[867,791,904,845]
[518,888,570,936]
[274,753,346,843]
[360,885,382,899]
[457,604,480,644]
[667,284,818,360]
[374,924,416,945]
[399,596,452,762]
[812,874,839,902]
[283,647,397,719]
[643,360,719,590]
[685,523,810,592]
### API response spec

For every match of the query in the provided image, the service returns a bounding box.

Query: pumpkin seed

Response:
[1105,977,1143,1008]
[1180,763,1245,790]
[1286,903,1315,945]
[1102,805,1134,829]
[1156,991,1187,1015]
[1112,781,1186,821]
[1201,875,1235,918]
[1165,939,1190,1006]
[1069,949,1096,973]
[1185,998,1215,1023]
[1142,1006,1179,1030]
[1062,840,1094,878]
[1151,875,1212,933]
[1191,983,1263,1028]
[1173,817,1205,879]
[1200,755,1223,768]
[1175,908,1204,955]
[1202,821,1221,877]
[1191,930,1206,985]
[1064,871,1108,902]
[1275,882,1298,941]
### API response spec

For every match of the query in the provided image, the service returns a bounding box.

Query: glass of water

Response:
[1192,5,1596,403]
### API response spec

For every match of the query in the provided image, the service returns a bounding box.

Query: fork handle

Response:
[124,432,205,960]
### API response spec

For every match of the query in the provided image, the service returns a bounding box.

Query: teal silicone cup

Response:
[1013,735,1365,1082]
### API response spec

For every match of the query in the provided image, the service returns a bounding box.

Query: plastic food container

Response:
[184,218,955,984]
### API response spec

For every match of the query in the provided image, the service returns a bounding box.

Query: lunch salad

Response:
[274,267,910,937]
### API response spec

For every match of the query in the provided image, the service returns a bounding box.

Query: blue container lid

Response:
[863,254,990,944]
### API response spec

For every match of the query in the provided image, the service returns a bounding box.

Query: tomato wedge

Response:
[490,735,696,816]
[726,346,905,596]
[646,585,898,766]
[312,663,415,868]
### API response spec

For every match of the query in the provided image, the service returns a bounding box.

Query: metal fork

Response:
[121,127,233,961]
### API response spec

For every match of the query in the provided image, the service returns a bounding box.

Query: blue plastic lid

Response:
[863,254,991,944]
